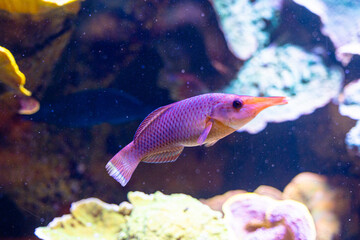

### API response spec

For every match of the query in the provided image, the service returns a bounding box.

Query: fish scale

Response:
[106,93,288,186]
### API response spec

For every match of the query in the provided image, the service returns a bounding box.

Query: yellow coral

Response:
[0,46,31,96]
[35,192,228,240]
[122,191,228,240]
[35,198,129,240]
[0,0,81,14]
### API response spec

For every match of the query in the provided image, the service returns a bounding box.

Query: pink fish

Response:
[106,93,288,186]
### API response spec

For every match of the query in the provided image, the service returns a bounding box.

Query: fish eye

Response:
[232,100,243,109]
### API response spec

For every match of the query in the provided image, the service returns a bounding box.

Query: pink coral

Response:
[283,172,351,240]
[223,193,316,240]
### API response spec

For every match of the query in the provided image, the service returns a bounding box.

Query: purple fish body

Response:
[106,93,288,186]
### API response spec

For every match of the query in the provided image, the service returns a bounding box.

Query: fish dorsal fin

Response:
[134,103,175,141]
[141,146,184,163]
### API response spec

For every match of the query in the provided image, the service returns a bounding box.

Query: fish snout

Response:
[263,96,289,106]
[243,96,288,113]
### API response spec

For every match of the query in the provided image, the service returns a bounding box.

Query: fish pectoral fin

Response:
[197,118,213,145]
[141,146,184,163]
[205,140,218,147]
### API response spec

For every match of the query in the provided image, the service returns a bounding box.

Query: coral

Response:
[253,185,283,200]
[0,0,80,14]
[200,190,246,213]
[201,172,357,239]
[225,44,343,133]
[35,198,130,240]
[0,93,39,119]
[17,95,40,115]
[120,191,228,240]
[283,172,351,240]
[223,193,316,240]
[345,121,360,157]
[293,0,360,65]
[0,0,81,49]
[212,0,283,60]
[339,79,360,120]
[0,0,82,98]
[31,174,357,240]
[338,79,360,156]
[35,191,228,240]
[200,186,283,214]
[0,46,31,96]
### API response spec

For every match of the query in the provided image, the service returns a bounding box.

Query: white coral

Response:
[225,44,343,134]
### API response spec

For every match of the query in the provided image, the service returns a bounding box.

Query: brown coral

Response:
[283,172,352,240]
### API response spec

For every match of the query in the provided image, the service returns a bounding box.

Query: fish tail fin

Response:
[106,141,140,187]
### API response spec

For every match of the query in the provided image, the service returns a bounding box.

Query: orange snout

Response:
[243,96,288,113]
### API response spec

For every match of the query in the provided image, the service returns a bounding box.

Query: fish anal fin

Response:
[197,118,213,145]
[134,103,175,142]
[205,140,218,147]
[142,146,184,163]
